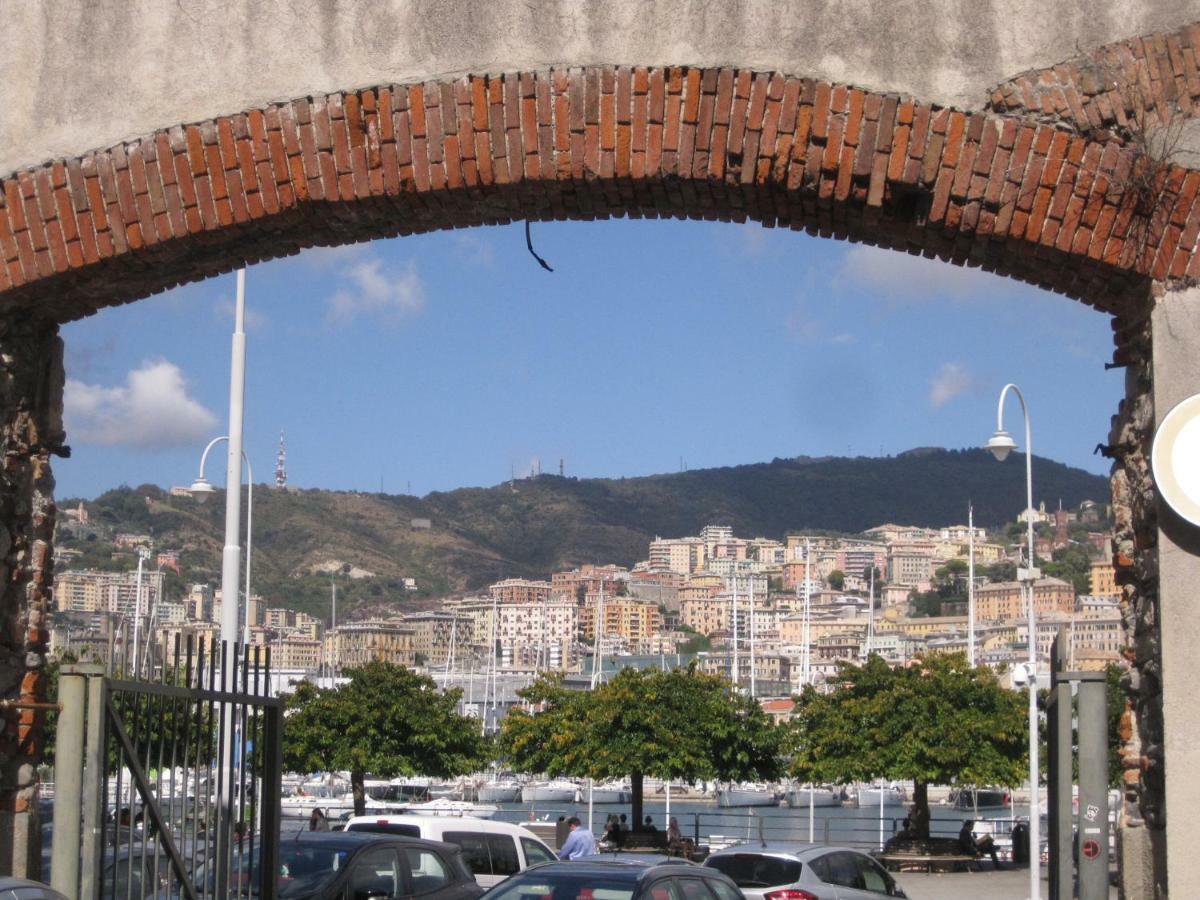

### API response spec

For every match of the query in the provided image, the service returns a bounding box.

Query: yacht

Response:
[715,783,780,807]
[476,779,522,803]
[521,780,578,803]
[587,781,632,804]
[785,785,842,808]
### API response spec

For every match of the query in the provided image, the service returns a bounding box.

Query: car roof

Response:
[520,859,722,882]
[704,842,862,862]
[282,830,462,854]
[343,814,540,837]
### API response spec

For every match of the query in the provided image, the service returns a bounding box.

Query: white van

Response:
[342,814,557,887]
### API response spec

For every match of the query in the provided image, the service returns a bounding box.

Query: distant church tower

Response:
[274,431,288,488]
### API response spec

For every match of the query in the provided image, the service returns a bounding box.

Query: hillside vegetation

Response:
[57,448,1109,621]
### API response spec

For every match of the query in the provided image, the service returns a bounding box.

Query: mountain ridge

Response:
[58,448,1109,622]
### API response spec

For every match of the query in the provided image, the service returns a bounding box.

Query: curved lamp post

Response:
[986,382,1040,900]
[191,437,254,647]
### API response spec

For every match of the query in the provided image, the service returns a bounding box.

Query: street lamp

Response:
[986,383,1041,900]
[191,437,254,647]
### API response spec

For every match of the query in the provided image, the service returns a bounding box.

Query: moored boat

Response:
[785,785,842,808]
[522,780,578,803]
[476,780,522,803]
[715,783,779,807]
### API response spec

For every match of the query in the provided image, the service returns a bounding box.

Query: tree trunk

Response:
[912,781,931,839]
[352,768,367,816]
[631,771,644,834]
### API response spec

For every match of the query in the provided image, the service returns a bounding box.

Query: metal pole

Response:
[749,575,756,698]
[1076,672,1109,900]
[131,551,145,678]
[50,667,87,897]
[80,671,105,900]
[994,383,1040,900]
[731,575,739,688]
[968,504,976,667]
[243,461,253,647]
[217,267,248,899]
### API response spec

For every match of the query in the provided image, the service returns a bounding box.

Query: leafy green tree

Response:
[501,666,781,827]
[1041,544,1094,595]
[785,654,1026,837]
[283,661,487,814]
[827,570,845,591]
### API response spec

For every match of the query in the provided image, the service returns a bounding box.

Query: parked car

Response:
[0,878,67,900]
[478,857,744,900]
[703,843,908,900]
[343,814,556,887]
[194,831,485,900]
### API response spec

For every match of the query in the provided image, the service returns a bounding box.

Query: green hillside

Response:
[56,448,1109,622]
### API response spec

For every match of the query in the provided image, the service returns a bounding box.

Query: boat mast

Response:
[866,564,875,659]
[591,580,606,689]
[968,503,976,667]
[749,571,757,699]
[731,574,740,689]
[802,538,812,687]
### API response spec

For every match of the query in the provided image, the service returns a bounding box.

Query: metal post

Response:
[1076,672,1109,900]
[1048,632,1072,899]
[80,672,105,900]
[50,667,87,897]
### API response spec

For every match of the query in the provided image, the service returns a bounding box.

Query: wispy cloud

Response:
[839,244,1023,303]
[929,362,973,409]
[452,233,496,269]
[327,256,426,325]
[65,360,217,447]
[215,297,269,331]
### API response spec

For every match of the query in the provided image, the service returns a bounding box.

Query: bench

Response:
[874,837,986,873]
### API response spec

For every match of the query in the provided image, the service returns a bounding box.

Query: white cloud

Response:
[452,233,496,269]
[65,360,218,447]
[839,244,1025,303]
[929,362,973,409]
[327,257,426,325]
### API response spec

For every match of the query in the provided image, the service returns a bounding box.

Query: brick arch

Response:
[1,63,1196,324]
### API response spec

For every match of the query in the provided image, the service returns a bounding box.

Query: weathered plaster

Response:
[3,0,1199,178]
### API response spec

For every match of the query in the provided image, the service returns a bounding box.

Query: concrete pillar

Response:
[0,314,65,879]
[1151,286,1200,899]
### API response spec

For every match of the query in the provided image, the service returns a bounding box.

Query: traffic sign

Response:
[1082,839,1101,860]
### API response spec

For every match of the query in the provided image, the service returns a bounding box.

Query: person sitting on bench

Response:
[958,820,1002,867]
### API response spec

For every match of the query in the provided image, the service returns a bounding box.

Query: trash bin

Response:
[1011,823,1030,867]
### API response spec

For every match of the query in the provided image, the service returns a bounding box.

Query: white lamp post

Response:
[190,438,254,646]
[986,382,1041,900]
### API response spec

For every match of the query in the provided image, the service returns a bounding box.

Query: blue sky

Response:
[56,219,1121,500]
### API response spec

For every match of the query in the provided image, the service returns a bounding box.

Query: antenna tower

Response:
[274,430,288,488]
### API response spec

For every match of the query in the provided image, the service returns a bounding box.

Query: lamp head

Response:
[189,477,216,503]
[985,429,1018,462]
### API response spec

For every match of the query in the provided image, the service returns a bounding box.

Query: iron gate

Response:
[52,639,283,900]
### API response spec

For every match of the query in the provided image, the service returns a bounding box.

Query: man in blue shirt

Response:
[557,816,598,860]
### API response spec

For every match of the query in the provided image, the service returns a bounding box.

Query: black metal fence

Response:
[52,640,283,900]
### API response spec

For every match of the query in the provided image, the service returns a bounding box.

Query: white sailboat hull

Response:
[476,783,522,803]
[522,783,578,803]
[786,789,841,808]
[716,786,779,807]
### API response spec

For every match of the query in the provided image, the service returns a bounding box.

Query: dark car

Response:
[194,831,485,900]
[478,857,745,900]
[703,843,908,900]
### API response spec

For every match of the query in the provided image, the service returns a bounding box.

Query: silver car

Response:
[703,843,909,900]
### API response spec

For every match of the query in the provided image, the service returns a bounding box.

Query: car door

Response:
[841,853,899,900]
[401,845,474,900]
[519,836,556,870]
[442,833,495,887]
[347,847,403,900]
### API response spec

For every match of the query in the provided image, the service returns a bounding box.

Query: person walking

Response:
[557,816,598,860]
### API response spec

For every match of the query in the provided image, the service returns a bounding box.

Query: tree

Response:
[785,654,1026,838]
[501,666,781,827]
[827,570,845,591]
[283,661,487,815]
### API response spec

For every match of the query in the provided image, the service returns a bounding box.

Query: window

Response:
[852,854,893,895]
[348,822,422,838]
[643,880,679,900]
[522,837,556,867]
[405,848,450,896]
[705,854,803,888]
[703,880,740,900]
[487,835,521,876]
[674,879,716,900]
[826,852,864,890]
[806,855,831,883]
[444,833,492,876]
[350,848,399,900]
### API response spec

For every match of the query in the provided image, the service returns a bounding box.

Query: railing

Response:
[50,639,283,900]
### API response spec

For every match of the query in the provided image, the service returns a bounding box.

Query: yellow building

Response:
[976,577,1076,622]
[1089,559,1119,599]
[324,619,415,670]
[581,597,662,642]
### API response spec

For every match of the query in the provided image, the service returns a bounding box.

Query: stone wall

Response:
[0,314,64,877]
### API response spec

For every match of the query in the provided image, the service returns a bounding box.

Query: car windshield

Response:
[194,842,352,897]
[706,854,803,888]
[484,870,637,900]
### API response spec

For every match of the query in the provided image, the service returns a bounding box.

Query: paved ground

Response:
[894,868,1118,899]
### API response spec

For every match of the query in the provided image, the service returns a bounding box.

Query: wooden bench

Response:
[874,837,985,873]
